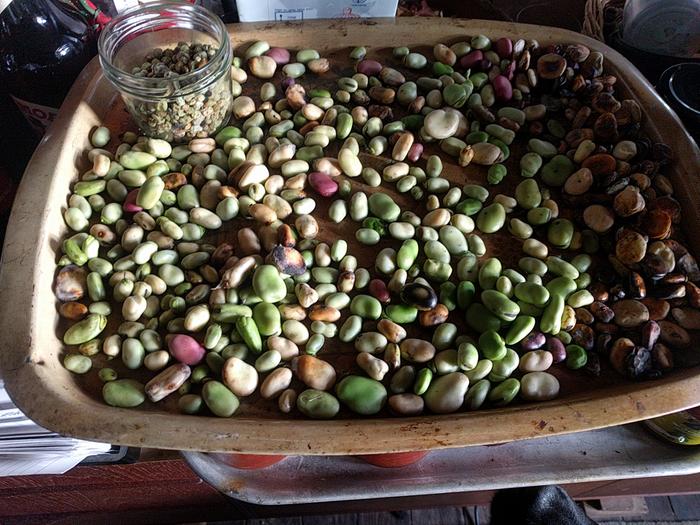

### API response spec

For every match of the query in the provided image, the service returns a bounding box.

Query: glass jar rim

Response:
[98,1,231,98]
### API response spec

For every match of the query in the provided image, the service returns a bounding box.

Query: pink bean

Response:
[369,279,391,303]
[308,172,338,197]
[494,37,513,59]
[356,59,382,76]
[264,47,291,65]
[492,75,513,102]
[123,189,142,213]
[459,50,483,70]
[168,334,205,365]
[406,143,424,163]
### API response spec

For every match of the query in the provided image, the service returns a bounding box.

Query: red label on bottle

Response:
[10,96,59,135]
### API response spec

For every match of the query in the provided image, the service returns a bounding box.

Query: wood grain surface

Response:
[2,454,700,525]
[0,18,699,455]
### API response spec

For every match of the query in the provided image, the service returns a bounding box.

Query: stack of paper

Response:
[0,380,111,476]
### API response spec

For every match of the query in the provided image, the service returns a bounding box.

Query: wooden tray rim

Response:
[1,17,699,455]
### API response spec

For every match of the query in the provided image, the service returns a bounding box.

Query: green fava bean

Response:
[457,281,476,309]
[466,303,501,333]
[476,203,506,233]
[465,379,491,410]
[458,342,479,371]
[368,193,400,222]
[566,345,588,369]
[514,179,542,210]
[423,259,452,282]
[253,302,282,337]
[356,228,380,245]
[297,389,340,419]
[520,152,542,177]
[540,295,565,335]
[514,282,550,306]
[478,258,502,290]
[439,282,457,311]
[386,305,418,324]
[432,323,458,350]
[339,315,363,342]
[336,375,387,415]
[252,265,287,303]
[236,316,263,354]
[122,338,145,369]
[64,314,107,345]
[527,207,552,225]
[102,379,145,408]
[413,367,433,396]
[541,154,575,187]
[479,330,507,360]
[439,225,469,255]
[488,378,520,406]
[504,315,536,345]
[63,353,92,374]
[465,359,493,382]
[546,256,580,279]
[136,175,165,210]
[488,348,520,382]
[424,372,469,414]
[179,394,203,414]
[202,380,239,417]
[397,239,419,270]
[481,289,520,322]
[350,294,382,320]
[546,276,578,298]
[548,219,575,249]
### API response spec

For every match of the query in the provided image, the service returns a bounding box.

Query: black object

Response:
[657,63,700,136]
[0,0,97,135]
[490,485,597,525]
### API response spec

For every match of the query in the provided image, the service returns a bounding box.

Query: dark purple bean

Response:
[520,331,546,351]
[545,337,567,363]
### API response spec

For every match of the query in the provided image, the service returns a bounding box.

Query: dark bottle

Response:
[0,0,98,135]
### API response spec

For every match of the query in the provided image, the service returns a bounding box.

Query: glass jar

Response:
[98,1,233,142]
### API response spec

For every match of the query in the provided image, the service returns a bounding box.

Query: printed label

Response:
[10,96,59,135]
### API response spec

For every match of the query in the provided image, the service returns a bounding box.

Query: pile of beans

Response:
[55,34,700,419]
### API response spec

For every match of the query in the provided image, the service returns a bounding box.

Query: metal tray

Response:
[183,424,700,505]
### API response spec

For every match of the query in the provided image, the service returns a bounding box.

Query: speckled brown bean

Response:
[388,393,424,416]
[640,320,661,349]
[377,319,407,343]
[308,305,341,322]
[279,304,307,321]
[641,298,670,320]
[59,302,88,320]
[574,308,594,325]
[658,320,691,348]
[419,304,449,326]
[687,282,700,308]
[611,300,649,328]
[291,355,336,390]
[609,337,634,375]
[238,228,261,254]
[590,301,615,323]
[570,323,595,351]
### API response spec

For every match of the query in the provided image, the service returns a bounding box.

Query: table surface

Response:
[1,449,700,525]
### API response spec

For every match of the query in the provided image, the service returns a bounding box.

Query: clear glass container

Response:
[98,1,232,142]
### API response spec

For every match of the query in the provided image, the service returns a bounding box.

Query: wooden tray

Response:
[1,18,699,455]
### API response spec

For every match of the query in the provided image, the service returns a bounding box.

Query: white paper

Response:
[0,380,111,476]
[236,0,398,22]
